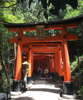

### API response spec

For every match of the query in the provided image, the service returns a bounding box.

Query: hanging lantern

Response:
[36,25,45,40]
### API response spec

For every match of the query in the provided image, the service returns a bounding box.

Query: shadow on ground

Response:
[33,79,57,85]
[29,88,60,94]
[33,78,61,88]
[15,97,35,100]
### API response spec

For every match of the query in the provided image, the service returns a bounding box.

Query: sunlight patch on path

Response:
[20,84,60,100]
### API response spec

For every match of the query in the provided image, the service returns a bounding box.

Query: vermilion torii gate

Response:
[22,43,62,81]
[33,53,55,72]
[3,15,82,95]
[33,52,61,79]
[9,35,78,94]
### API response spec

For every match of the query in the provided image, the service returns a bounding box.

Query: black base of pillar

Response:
[49,72,54,78]
[52,73,54,78]
[63,81,74,95]
[27,77,32,84]
[13,80,21,92]
[55,72,59,80]
[59,76,64,84]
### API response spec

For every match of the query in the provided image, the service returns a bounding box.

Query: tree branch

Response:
[0,2,18,8]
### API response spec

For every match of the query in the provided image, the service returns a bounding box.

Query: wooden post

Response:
[31,52,34,77]
[27,44,32,84]
[47,58,49,71]
[58,45,64,76]
[48,58,50,72]
[50,58,53,73]
[13,30,23,92]
[49,59,50,73]
[41,60,44,72]
[61,27,71,82]
[58,44,64,83]
[54,53,57,74]
[52,58,55,77]
[55,53,59,72]
[44,59,46,70]
[61,27,73,95]
[51,58,54,73]
[54,52,59,80]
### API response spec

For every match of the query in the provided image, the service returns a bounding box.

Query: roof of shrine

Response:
[1,14,83,28]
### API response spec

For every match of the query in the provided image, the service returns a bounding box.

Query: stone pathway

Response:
[13,78,61,100]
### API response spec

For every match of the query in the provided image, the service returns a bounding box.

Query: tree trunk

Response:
[14,43,16,59]
[0,62,3,80]
[2,59,9,82]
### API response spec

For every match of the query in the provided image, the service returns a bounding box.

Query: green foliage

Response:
[77,86,83,99]
[28,0,78,18]
[71,55,83,72]
[64,0,83,19]
[71,55,83,99]
[0,71,8,93]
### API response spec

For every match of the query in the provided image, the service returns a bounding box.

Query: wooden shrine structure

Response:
[3,14,83,95]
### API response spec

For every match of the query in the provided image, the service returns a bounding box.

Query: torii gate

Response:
[3,15,81,95]
[9,34,78,94]
[22,43,64,81]
[18,42,64,84]
[33,53,55,72]
[33,53,59,78]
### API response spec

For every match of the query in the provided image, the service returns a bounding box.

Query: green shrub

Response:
[71,55,83,99]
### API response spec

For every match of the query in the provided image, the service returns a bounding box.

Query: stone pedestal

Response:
[13,80,21,92]
[59,76,64,84]
[27,77,32,84]
[63,81,74,95]
[55,72,59,80]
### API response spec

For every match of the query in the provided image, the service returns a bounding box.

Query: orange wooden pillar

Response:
[41,60,44,72]
[47,58,49,72]
[31,52,34,77]
[61,43,64,75]
[54,53,57,74]
[48,58,50,72]
[56,52,59,74]
[13,30,23,92]
[27,44,32,84]
[51,58,54,73]
[44,59,46,70]
[51,58,55,77]
[50,58,53,77]
[54,52,59,80]
[36,60,38,71]
[40,60,43,69]
[48,58,50,73]
[58,44,64,84]
[55,53,59,73]
[52,56,55,75]
[61,27,73,95]
[54,57,56,75]
[49,58,51,76]
[50,58,53,73]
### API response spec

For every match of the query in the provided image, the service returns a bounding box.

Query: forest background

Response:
[0,0,83,99]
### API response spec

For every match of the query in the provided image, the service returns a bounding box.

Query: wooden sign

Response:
[36,25,45,40]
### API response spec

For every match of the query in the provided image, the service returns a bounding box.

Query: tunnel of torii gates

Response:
[3,15,83,95]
